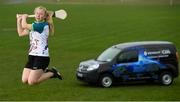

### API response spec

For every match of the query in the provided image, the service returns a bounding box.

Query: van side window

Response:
[117,50,138,63]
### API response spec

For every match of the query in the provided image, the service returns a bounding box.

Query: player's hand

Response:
[22,14,28,18]
[16,14,22,19]
[47,11,54,17]
[16,14,23,23]
[47,11,54,23]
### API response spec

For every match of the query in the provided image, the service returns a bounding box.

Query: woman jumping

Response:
[16,6,62,85]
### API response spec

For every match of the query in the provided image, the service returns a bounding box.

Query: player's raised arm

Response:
[21,14,32,30]
[16,14,29,37]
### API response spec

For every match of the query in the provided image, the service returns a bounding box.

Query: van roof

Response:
[113,41,173,49]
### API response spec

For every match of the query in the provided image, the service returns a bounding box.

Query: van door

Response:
[112,50,140,80]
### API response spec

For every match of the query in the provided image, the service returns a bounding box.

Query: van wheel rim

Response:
[102,77,112,87]
[162,74,172,85]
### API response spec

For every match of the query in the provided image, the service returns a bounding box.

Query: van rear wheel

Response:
[99,74,113,88]
[159,72,173,86]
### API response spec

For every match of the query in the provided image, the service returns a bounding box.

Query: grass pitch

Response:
[0,2,180,101]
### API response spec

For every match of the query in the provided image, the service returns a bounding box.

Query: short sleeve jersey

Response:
[29,21,49,57]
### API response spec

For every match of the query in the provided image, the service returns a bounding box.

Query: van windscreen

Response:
[97,47,120,62]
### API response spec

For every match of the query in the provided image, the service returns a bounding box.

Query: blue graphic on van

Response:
[112,50,166,79]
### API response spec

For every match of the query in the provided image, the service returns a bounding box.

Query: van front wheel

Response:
[99,74,113,88]
[159,72,173,86]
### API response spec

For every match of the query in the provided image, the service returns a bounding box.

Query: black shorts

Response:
[25,55,50,70]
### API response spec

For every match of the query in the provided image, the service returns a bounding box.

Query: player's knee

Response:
[22,78,28,84]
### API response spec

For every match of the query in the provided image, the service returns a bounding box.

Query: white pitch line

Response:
[2,28,16,32]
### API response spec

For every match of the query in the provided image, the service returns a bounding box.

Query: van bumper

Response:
[76,70,99,83]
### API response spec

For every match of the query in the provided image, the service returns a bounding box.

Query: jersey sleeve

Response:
[43,25,50,36]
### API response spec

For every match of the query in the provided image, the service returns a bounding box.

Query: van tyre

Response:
[99,74,113,88]
[159,72,173,86]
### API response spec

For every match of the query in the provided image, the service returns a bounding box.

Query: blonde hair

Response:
[34,6,54,35]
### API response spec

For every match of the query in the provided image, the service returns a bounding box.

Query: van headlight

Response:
[87,64,99,71]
